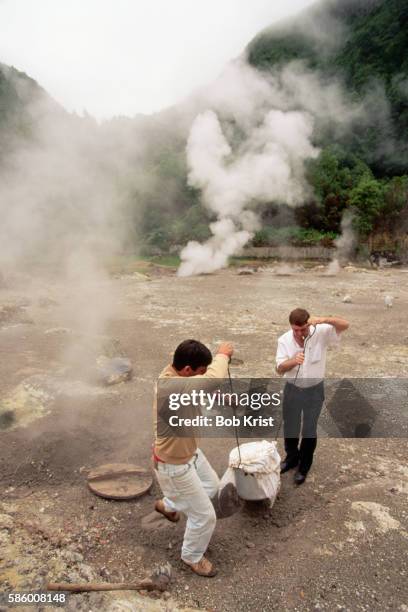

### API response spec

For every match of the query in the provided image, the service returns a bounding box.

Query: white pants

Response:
[155,448,219,563]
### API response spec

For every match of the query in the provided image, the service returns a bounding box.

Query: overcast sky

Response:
[0,0,315,119]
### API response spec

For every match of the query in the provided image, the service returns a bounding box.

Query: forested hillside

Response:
[1,0,407,257]
[0,64,66,141]
[246,0,408,248]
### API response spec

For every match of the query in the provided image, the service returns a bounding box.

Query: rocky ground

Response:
[0,262,407,611]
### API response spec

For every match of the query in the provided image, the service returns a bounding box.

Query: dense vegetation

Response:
[247,0,408,250]
[1,0,408,256]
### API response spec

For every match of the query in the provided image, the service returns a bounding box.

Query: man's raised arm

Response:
[308,316,349,334]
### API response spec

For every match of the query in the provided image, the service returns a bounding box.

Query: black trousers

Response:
[282,381,325,474]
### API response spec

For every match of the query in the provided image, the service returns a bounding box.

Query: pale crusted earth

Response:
[0,263,407,612]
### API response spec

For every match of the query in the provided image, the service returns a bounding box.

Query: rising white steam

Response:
[178,218,252,277]
[178,58,370,277]
[0,78,131,372]
[178,62,323,277]
[326,209,358,275]
[335,209,358,261]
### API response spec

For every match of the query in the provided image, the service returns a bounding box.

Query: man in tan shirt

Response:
[153,339,233,577]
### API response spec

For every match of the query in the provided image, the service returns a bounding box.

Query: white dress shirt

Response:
[276,323,340,387]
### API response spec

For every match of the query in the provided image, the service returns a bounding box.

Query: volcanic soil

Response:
[1,262,407,611]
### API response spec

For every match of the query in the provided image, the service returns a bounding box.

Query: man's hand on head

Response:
[307,316,325,327]
[308,316,349,333]
[217,342,234,358]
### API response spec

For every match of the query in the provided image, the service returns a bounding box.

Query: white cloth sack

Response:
[228,440,281,501]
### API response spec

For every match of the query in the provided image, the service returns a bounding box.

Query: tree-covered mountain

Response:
[0,64,66,144]
[247,0,408,176]
[246,0,408,246]
[1,0,407,257]
[0,62,209,260]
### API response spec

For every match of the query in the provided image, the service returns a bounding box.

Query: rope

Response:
[274,324,317,441]
[227,361,243,468]
[227,325,318,464]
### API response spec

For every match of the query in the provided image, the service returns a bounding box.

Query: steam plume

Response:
[0,77,129,372]
[326,209,358,275]
[177,51,387,277]
[178,62,325,276]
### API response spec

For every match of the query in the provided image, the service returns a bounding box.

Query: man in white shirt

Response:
[276,308,349,485]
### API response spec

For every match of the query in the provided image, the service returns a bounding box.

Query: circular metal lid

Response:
[87,463,152,500]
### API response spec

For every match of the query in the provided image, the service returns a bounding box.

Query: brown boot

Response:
[154,499,180,523]
[183,556,217,577]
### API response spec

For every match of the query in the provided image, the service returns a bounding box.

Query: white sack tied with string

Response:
[220,440,281,503]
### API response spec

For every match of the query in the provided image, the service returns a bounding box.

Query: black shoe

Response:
[280,459,299,474]
[294,470,307,485]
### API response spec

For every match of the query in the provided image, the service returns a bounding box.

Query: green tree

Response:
[349,175,386,235]
[300,147,371,232]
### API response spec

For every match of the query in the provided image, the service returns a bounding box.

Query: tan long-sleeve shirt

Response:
[153,354,229,464]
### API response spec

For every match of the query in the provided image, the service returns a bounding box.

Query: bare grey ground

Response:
[0,263,407,611]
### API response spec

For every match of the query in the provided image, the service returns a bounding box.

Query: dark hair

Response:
[172,339,212,371]
[289,308,310,326]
